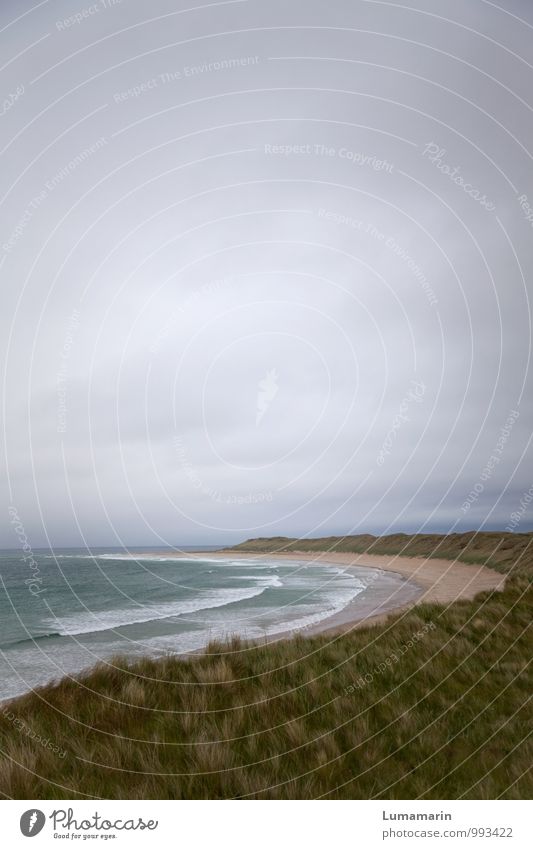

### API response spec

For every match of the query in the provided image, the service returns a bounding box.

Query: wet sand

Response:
[195,549,506,637]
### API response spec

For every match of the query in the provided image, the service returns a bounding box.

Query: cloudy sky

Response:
[1,0,532,547]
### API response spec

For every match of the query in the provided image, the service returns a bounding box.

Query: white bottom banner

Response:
[2,800,530,848]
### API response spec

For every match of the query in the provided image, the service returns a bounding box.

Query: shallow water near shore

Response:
[0,548,416,701]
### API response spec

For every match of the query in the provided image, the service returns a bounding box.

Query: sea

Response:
[0,547,401,701]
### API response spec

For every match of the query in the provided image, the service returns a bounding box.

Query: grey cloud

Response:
[1,0,532,547]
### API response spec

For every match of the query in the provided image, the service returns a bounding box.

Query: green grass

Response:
[227,531,533,578]
[0,533,531,799]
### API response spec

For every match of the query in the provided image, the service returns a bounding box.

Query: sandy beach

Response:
[200,549,507,637]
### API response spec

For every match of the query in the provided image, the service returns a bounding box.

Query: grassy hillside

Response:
[0,533,531,800]
[227,531,533,578]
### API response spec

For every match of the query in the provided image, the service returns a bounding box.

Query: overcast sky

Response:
[1,0,532,547]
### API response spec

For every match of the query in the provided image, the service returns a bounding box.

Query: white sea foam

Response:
[44,554,229,564]
[183,577,366,633]
[137,583,366,655]
[0,551,407,703]
[97,554,226,563]
[43,585,269,636]
[228,574,283,588]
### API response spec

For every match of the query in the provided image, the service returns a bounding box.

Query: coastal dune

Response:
[217,548,507,634]
[0,535,528,800]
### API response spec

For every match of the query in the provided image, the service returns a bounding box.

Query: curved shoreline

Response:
[206,549,506,636]
[0,550,506,703]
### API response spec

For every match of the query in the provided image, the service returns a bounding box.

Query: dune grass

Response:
[0,534,531,799]
[227,530,533,578]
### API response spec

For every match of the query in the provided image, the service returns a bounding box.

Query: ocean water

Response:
[0,548,386,701]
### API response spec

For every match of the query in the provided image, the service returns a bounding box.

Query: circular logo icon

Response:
[20,809,46,837]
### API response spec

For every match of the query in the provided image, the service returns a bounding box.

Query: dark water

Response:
[0,548,377,701]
